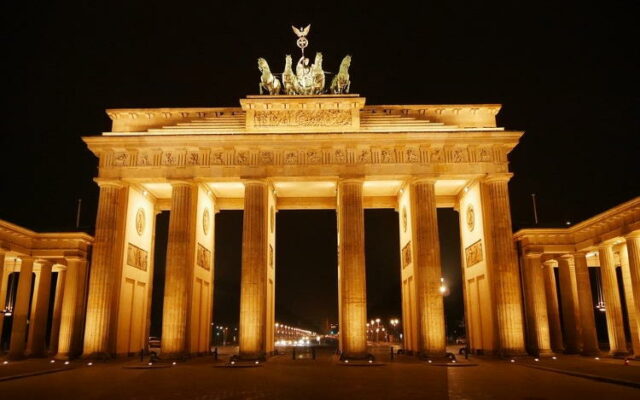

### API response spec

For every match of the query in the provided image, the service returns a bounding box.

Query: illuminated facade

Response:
[80,94,527,360]
[515,197,640,357]
[0,220,92,360]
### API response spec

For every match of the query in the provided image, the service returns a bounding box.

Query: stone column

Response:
[8,256,34,360]
[480,174,526,355]
[409,178,445,357]
[598,244,628,356]
[625,232,640,357]
[27,261,53,357]
[543,260,564,353]
[83,182,126,357]
[619,244,640,356]
[57,257,88,359]
[0,251,6,344]
[239,180,269,360]
[162,182,196,358]
[337,179,368,359]
[573,252,599,355]
[522,253,552,355]
[48,268,66,355]
[557,255,582,353]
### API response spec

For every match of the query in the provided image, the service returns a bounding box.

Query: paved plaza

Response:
[1,348,639,400]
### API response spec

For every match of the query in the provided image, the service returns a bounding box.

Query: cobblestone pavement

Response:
[0,349,638,400]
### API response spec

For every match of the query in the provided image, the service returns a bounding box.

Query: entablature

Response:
[514,196,640,254]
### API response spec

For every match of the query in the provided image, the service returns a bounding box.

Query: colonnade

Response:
[521,232,640,357]
[0,254,88,360]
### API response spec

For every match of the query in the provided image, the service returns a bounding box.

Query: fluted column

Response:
[409,178,445,357]
[8,256,34,360]
[619,243,640,356]
[625,232,640,357]
[239,180,269,359]
[543,260,564,353]
[573,252,599,355]
[48,269,66,355]
[57,257,88,359]
[522,253,552,355]
[337,179,368,359]
[598,244,628,356]
[480,174,525,355]
[557,255,582,353]
[83,182,126,357]
[162,182,196,357]
[0,251,6,344]
[27,261,53,357]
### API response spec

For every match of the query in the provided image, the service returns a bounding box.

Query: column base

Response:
[499,349,528,358]
[7,353,26,361]
[83,352,115,361]
[157,352,190,361]
[534,349,555,357]
[580,349,601,357]
[339,351,374,361]
[417,350,447,360]
[235,352,267,362]
[610,350,631,358]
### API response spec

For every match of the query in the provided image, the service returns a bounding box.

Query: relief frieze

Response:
[107,144,502,168]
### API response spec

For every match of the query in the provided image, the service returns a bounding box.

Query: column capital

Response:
[573,250,590,258]
[168,179,196,187]
[36,259,53,267]
[482,173,513,184]
[242,178,268,186]
[524,251,544,259]
[598,241,615,251]
[64,256,86,263]
[93,178,126,188]
[18,255,34,263]
[558,254,575,261]
[624,230,640,240]
[337,176,365,185]
[407,175,438,185]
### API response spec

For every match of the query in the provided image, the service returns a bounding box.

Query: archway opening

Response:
[212,210,243,348]
[275,210,338,354]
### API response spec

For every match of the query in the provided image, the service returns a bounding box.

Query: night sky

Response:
[2,3,638,335]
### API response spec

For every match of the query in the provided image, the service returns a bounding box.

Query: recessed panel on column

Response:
[116,186,155,356]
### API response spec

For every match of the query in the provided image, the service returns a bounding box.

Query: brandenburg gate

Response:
[78,27,526,361]
[82,93,526,360]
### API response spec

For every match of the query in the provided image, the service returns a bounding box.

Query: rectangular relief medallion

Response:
[126,243,148,271]
[197,243,212,271]
[465,240,483,267]
[402,241,412,268]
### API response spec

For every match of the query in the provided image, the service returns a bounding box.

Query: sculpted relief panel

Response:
[106,145,505,169]
[254,110,352,127]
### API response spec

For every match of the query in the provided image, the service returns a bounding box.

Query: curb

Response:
[0,366,75,383]
[519,363,640,389]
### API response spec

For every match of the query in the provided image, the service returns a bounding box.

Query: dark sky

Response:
[2,2,638,334]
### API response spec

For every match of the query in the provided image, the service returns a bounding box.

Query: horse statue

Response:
[311,52,325,94]
[282,55,297,95]
[258,58,281,95]
[330,55,351,94]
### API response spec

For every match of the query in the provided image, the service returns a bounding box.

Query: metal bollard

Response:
[292,347,296,360]
[140,348,144,362]
[390,346,394,360]
[213,347,218,361]
[312,347,316,360]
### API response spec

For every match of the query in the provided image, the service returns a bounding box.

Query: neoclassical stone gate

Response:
[82,94,527,359]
